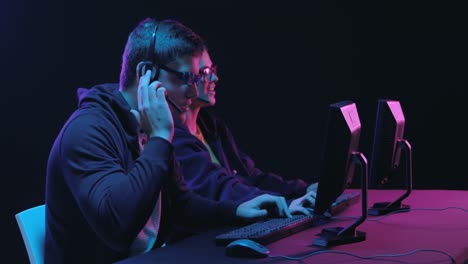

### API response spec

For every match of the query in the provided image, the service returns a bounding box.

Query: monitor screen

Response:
[369,99,405,189]
[314,100,362,215]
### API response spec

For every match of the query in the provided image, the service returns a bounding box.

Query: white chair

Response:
[15,204,45,264]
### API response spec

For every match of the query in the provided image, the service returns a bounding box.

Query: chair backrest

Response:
[15,204,45,264]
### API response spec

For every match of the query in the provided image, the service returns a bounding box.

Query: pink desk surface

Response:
[116,189,468,264]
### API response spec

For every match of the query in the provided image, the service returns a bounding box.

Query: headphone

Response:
[135,22,183,113]
[136,23,160,82]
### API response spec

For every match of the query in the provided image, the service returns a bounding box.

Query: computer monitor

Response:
[369,99,405,188]
[312,100,368,247]
[314,100,362,216]
[367,99,413,215]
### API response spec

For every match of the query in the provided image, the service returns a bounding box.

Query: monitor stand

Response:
[312,152,367,247]
[368,139,412,216]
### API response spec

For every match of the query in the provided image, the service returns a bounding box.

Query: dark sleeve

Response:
[60,114,242,252]
[163,157,242,229]
[59,114,173,252]
[173,130,276,204]
[237,150,309,199]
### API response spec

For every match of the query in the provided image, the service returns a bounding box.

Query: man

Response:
[45,18,293,263]
[173,47,319,206]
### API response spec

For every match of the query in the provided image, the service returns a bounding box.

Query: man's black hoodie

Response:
[45,83,239,263]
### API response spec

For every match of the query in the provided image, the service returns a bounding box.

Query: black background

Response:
[2,0,467,262]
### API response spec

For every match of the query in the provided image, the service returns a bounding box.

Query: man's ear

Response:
[136,61,158,81]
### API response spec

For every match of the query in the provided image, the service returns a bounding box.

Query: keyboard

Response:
[329,191,361,215]
[215,191,360,246]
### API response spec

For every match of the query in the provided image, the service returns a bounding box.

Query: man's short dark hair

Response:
[119,18,205,89]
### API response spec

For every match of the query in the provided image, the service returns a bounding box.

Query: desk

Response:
[115,190,468,264]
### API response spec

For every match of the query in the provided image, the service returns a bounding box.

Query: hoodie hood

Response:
[197,108,220,139]
[76,83,139,140]
[77,83,128,112]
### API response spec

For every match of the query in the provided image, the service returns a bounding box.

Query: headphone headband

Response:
[147,23,159,62]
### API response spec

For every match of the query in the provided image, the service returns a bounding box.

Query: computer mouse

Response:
[225,239,270,258]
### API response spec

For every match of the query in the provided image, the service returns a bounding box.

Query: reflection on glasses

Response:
[159,64,202,86]
[199,65,217,82]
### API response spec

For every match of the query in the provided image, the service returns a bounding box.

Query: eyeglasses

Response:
[199,65,217,82]
[158,64,202,86]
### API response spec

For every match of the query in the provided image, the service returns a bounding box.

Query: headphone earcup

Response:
[152,64,160,81]
[136,61,159,82]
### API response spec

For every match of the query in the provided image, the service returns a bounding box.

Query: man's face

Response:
[157,54,200,124]
[195,49,219,108]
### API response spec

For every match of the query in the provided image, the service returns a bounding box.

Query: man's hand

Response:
[306,182,319,194]
[236,194,292,221]
[288,190,316,215]
[130,70,174,142]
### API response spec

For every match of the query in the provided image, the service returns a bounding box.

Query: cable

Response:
[298,207,465,263]
[269,248,456,263]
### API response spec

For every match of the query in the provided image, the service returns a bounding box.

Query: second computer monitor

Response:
[314,100,362,215]
[369,99,406,189]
